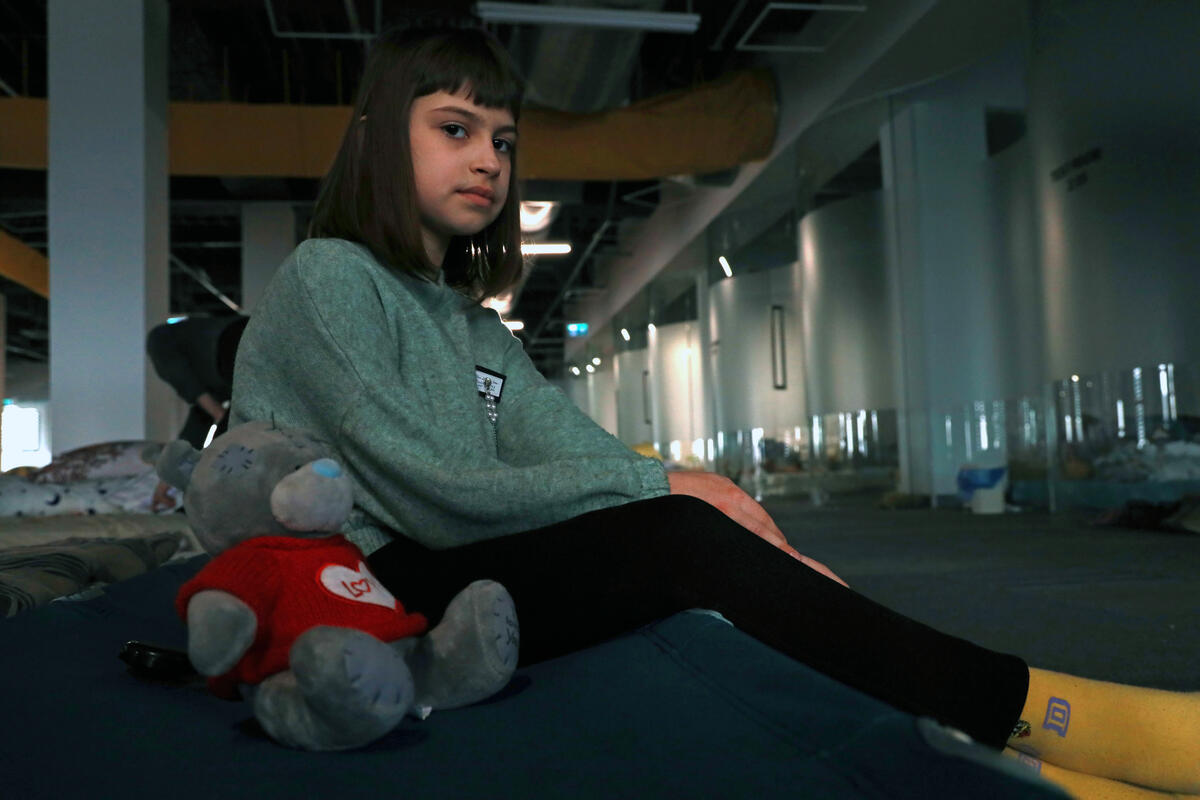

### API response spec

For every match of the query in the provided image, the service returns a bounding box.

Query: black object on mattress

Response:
[0,557,1067,799]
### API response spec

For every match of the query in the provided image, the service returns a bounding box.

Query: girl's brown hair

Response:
[309,26,525,300]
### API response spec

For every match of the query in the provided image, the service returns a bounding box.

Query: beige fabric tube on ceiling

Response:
[0,70,775,182]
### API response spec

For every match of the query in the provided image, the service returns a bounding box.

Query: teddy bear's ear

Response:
[156,439,202,491]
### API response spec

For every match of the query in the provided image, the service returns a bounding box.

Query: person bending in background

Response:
[146,314,249,510]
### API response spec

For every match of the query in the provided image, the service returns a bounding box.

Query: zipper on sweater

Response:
[481,395,499,454]
[475,367,505,457]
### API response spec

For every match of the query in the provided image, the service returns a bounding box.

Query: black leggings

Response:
[367,495,1028,750]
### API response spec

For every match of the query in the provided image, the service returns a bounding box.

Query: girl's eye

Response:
[493,138,514,155]
[442,123,467,138]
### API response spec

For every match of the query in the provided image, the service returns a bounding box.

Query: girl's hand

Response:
[151,480,178,512]
[667,471,848,587]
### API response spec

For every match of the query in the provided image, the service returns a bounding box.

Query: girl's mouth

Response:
[459,187,495,206]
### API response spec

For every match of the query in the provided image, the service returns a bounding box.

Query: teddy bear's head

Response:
[156,420,354,554]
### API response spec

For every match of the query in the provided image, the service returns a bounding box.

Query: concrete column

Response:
[48,0,170,452]
[881,101,1003,497]
[694,269,716,468]
[584,362,617,436]
[613,348,653,447]
[241,203,296,313]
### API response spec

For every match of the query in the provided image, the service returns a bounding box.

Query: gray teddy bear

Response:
[157,420,519,751]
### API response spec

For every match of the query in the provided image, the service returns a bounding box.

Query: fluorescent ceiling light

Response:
[718,256,733,278]
[503,320,525,331]
[620,328,631,341]
[647,323,656,333]
[591,357,601,366]
[522,242,572,256]
[585,364,595,373]
[475,2,700,33]
[520,201,558,233]
[570,365,581,376]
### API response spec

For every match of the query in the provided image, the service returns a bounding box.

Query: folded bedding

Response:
[0,556,1068,800]
[0,511,199,550]
[0,533,183,617]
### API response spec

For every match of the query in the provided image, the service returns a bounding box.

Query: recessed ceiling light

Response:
[520,201,558,233]
[521,242,572,256]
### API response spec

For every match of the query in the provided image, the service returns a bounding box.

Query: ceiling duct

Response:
[510,0,670,114]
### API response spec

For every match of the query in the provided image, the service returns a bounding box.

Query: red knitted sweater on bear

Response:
[176,535,428,698]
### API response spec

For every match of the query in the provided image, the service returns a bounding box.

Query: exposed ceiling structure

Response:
[0,0,1024,379]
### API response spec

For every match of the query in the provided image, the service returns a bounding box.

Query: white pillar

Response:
[694,269,716,468]
[48,0,170,453]
[882,101,1003,497]
[584,363,617,436]
[241,203,296,313]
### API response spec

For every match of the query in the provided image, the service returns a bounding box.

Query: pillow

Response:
[0,533,184,618]
[32,440,162,484]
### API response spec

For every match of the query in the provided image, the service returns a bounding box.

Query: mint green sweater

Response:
[229,238,669,554]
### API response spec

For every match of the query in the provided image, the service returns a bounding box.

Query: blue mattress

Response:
[0,556,1067,799]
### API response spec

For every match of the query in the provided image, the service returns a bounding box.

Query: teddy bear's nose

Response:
[311,458,342,478]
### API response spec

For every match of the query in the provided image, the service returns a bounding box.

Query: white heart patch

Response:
[318,561,397,610]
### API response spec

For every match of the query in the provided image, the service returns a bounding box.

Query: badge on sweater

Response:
[318,561,397,610]
[475,366,506,402]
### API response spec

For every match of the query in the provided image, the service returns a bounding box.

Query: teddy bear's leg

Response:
[405,580,519,712]
[252,626,414,751]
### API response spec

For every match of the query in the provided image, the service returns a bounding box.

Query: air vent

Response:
[736,2,866,53]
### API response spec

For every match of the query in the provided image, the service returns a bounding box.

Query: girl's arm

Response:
[233,242,669,549]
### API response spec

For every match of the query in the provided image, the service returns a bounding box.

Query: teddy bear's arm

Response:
[186,589,257,676]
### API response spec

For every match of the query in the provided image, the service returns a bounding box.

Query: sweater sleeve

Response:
[235,242,667,550]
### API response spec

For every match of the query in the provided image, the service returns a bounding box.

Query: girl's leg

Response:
[369,495,1028,748]
[1007,669,1200,796]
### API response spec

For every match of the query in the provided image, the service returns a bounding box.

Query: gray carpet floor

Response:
[766,494,1199,691]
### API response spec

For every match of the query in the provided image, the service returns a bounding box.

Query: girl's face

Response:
[408,88,516,267]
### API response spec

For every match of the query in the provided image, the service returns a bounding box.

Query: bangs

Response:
[412,31,524,119]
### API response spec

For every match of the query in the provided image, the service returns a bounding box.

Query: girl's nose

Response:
[472,143,501,175]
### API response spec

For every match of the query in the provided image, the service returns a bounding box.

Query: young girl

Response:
[229,26,1198,799]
